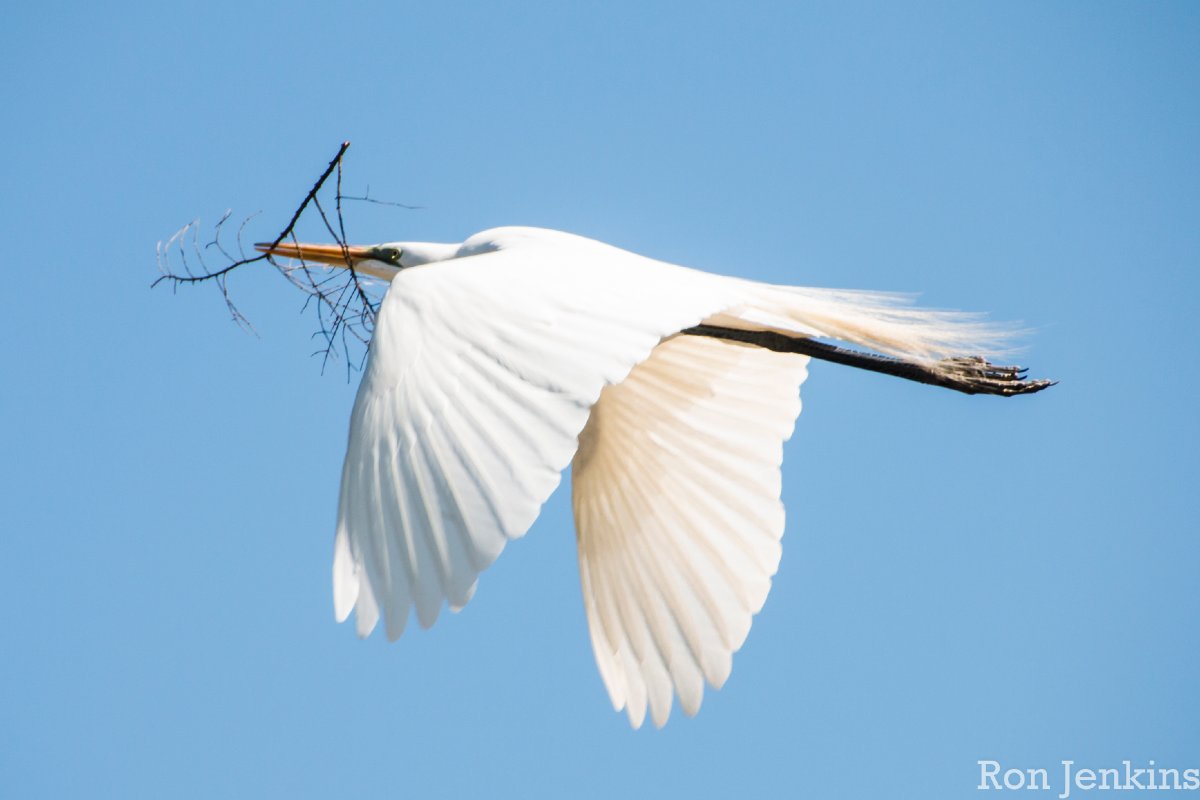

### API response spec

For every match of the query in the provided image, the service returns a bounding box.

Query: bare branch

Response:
[153,141,407,375]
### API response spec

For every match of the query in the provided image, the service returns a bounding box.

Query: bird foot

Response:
[937,356,1057,396]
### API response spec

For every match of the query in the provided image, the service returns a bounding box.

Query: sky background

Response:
[3,2,1198,797]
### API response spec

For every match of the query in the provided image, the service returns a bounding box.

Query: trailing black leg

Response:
[682,325,1056,397]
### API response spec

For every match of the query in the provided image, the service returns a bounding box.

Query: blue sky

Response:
[3,2,1197,797]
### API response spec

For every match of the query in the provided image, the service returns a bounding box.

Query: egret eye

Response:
[371,247,403,264]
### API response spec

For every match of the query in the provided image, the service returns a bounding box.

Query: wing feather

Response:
[572,334,809,728]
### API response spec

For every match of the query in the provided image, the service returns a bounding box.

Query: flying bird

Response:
[255,227,1051,728]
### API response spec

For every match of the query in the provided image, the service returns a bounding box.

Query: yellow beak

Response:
[254,241,398,280]
[254,241,371,265]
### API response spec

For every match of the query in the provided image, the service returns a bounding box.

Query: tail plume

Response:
[733,285,1022,365]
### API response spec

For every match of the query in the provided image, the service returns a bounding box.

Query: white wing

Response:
[334,225,1008,724]
[334,233,754,639]
[572,334,809,728]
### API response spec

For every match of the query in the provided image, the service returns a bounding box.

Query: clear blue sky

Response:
[3,2,1197,797]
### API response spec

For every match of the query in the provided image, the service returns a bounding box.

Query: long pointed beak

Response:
[254,241,401,281]
[254,241,373,266]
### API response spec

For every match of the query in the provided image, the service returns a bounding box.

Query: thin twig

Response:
[154,141,400,375]
[341,185,424,210]
[153,142,351,289]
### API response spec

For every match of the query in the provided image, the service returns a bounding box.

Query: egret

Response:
[255,227,1051,728]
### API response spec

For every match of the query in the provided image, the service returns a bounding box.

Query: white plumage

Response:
[574,334,808,727]
[256,226,1027,728]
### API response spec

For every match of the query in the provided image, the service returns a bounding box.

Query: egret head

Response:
[254,240,460,281]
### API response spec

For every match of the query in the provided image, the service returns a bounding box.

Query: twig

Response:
[341,186,424,210]
[154,141,401,375]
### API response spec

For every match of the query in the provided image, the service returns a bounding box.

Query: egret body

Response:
[256,226,1049,728]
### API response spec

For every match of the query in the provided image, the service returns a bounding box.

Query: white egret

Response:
[255,227,1050,728]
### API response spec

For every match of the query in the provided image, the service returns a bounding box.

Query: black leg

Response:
[681,325,1056,397]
